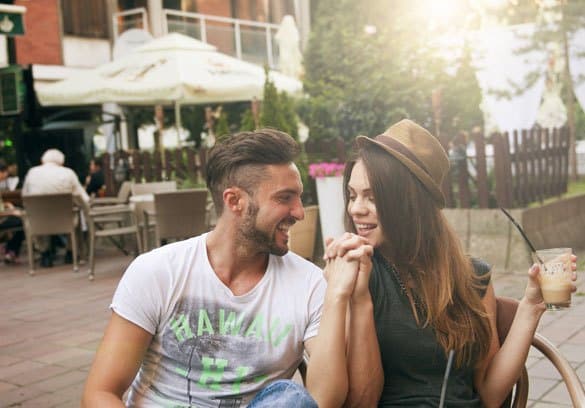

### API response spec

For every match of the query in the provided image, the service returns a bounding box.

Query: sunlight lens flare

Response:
[417,0,467,29]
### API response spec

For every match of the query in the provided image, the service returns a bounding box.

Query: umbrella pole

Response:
[175,101,182,147]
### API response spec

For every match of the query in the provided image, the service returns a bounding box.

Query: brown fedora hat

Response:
[355,119,449,207]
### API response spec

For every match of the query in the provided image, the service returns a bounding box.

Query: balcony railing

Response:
[112,7,149,39]
[113,8,281,69]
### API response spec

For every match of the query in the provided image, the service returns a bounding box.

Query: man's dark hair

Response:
[0,159,7,173]
[206,128,300,215]
[92,157,103,168]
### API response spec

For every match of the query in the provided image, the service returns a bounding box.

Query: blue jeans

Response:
[248,380,318,408]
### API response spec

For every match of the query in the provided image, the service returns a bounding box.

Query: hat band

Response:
[377,135,431,177]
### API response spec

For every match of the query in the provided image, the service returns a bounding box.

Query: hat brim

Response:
[355,135,446,208]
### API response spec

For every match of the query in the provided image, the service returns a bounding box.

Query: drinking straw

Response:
[500,207,546,268]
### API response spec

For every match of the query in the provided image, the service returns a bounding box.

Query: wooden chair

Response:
[22,193,79,276]
[289,205,319,260]
[496,297,585,407]
[145,189,209,250]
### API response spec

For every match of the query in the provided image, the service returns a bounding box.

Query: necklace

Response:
[378,254,419,308]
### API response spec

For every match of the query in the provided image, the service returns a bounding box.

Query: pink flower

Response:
[308,162,345,179]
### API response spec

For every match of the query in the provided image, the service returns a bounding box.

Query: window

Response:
[163,0,197,12]
[62,0,108,38]
[117,0,147,11]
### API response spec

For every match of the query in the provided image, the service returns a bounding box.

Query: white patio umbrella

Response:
[36,33,303,144]
[37,32,302,106]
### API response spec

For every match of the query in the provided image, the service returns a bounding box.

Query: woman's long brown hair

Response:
[344,145,492,368]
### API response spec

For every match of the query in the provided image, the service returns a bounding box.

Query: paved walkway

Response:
[0,248,583,407]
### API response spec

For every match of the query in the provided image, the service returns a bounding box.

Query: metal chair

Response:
[22,193,79,276]
[289,205,319,260]
[79,200,142,281]
[144,189,209,250]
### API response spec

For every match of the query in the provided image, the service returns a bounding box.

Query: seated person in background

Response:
[0,161,24,263]
[85,157,105,198]
[22,148,89,267]
[0,160,10,191]
[0,201,24,264]
[7,162,19,190]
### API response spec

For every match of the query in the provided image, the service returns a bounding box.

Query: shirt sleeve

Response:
[303,269,327,342]
[67,168,90,202]
[471,257,492,298]
[110,253,167,335]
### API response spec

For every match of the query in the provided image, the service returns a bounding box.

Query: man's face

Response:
[237,163,304,256]
[0,170,8,182]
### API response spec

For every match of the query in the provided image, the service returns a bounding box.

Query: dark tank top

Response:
[369,251,491,407]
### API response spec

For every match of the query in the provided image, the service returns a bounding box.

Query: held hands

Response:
[323,233,374,302]
[524,254,578,307]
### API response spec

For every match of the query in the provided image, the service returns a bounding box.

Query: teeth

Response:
[355,223,375,229]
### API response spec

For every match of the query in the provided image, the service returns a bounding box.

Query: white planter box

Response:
[315,176,346,248]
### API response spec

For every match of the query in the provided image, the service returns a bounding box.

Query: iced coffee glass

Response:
[535,248,573,311]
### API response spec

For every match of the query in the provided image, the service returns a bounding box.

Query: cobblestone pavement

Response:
[0,248,583,407]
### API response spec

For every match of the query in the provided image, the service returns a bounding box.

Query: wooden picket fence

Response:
[102,127,569,209]
[101,147,210,196]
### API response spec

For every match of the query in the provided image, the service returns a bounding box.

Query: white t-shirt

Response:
[111,233,326,408]
[22,163,89,202]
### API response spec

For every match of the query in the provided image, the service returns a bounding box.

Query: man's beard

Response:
[237,201,289,256]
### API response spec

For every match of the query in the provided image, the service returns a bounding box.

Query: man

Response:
[22,148,89,267]
[85,157,105,197]
[82,129,330,407]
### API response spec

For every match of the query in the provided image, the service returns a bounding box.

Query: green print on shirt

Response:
[171,308,292,347]
[199,356,228,390]
[170,314,194,342]
[179,357,268,393]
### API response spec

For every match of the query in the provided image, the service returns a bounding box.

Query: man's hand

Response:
[323,233,373,301]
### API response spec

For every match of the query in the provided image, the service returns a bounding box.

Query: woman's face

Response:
[347,160,384,248]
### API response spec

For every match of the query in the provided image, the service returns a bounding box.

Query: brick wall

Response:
[14,0,63,65]
[196,0,234,55]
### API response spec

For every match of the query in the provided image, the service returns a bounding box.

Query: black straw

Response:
[500,207,545,266]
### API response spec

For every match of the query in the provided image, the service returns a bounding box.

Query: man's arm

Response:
[81,312,153,407]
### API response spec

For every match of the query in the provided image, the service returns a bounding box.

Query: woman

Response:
[318,119,577,407]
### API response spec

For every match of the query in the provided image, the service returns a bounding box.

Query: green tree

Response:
[214,111,230,143]
[303,0,484,141]
[482,0,585,178]
[441,45,484,140]
[259,72,287,132]
[256,69,299,139]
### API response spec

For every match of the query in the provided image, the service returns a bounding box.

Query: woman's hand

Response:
[523,254,578,307]
[323,233,373,301]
